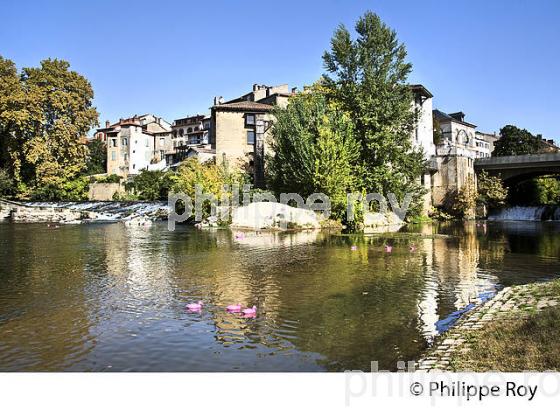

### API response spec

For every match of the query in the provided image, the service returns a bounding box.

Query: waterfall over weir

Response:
[488,206,560,221]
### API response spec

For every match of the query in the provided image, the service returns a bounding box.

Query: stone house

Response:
[95,114,172,178]
[209,84,293,186]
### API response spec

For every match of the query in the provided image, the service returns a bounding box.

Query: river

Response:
[0,221,559,371]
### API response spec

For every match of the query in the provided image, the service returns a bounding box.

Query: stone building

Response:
[209,84,293,186]
[431,110,491,207]
[171,114,211,148]
[475,131,500,157]
[95,114,172,178]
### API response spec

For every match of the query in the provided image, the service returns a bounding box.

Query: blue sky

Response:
[1,0,559,140]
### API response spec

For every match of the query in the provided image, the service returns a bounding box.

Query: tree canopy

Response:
[267,89,359,219]
[494,125,545,156]
[0,56,98,198]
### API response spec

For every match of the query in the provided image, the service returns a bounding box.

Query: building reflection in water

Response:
[1,220,533,372]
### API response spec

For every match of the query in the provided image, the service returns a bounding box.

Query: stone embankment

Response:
[416,282,560,371]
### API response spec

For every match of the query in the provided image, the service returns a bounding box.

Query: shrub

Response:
[31,176,90,201]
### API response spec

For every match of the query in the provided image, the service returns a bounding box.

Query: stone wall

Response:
[88,182,124,201]
[432,155,476,207]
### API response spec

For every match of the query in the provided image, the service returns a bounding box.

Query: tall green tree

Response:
[494,125,541,156]
[321,11,426,216]
[268,89,359,220]
[0,56,98,198]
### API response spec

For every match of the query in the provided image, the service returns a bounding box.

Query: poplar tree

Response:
[322,11,426,216]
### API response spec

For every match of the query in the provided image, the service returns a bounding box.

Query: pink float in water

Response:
[186,301,203,311]
[350,245,357,251]
[242,306,257,317]
[226,304,242,313]
[384,245,393,253]
[409,245,416,252]
[234,232,245,240]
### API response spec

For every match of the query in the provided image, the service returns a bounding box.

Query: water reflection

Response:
[0,220,559,371]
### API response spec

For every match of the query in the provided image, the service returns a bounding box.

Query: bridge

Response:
[474,153,560,185]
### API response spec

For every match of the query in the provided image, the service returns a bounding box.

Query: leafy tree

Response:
[85,139,107,175]
[494,125,541,156]
[477,170,508,210]
[322,11,426,217]
[509,177,560,205]
[0,56,98,198]
[171,158,247,219]
[126,169,176,201]
[268,89,359,220]
[450,176,477,218]
[534,177,560,205]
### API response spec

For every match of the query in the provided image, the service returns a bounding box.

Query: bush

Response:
[126,170,176,200]
[96,174,122,184]
[171,158,248,220]
[0,168,14,197]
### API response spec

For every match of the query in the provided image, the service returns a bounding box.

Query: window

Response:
[245,114,255,126]
[133,164,136,169]
[247,130,255,145]
[111,138,117,147]
[122,138,128,146]
[111,151,117,161]
[145,139,149,147]
[124,154,128,161]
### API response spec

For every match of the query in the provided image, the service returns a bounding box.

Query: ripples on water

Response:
[0,221,559,371]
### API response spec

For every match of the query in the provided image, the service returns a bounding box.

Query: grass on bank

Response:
[451,280,560,372]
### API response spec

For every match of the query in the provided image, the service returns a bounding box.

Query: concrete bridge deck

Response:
[474,153,560,184]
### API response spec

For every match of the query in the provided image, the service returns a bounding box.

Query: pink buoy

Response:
[226,304,242,313]
[242,306,257,317]
[187,301,203,311]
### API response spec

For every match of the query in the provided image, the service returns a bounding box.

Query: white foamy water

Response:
[23,201,170,222]
[488,206,560,221]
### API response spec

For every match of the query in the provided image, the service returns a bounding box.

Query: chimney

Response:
[548,139,554,145]
[105,120,110,128]
[291,87,297,94]
[253,83,259,91]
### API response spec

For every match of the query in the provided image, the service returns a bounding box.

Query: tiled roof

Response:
[213,101,273,112]
[433,109,477,128]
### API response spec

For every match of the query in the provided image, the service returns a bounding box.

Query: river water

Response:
[0,221,559,371]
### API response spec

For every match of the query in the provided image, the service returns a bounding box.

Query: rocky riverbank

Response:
[416,280,560,371]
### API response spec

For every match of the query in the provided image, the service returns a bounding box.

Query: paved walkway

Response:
[416,282,559,371]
